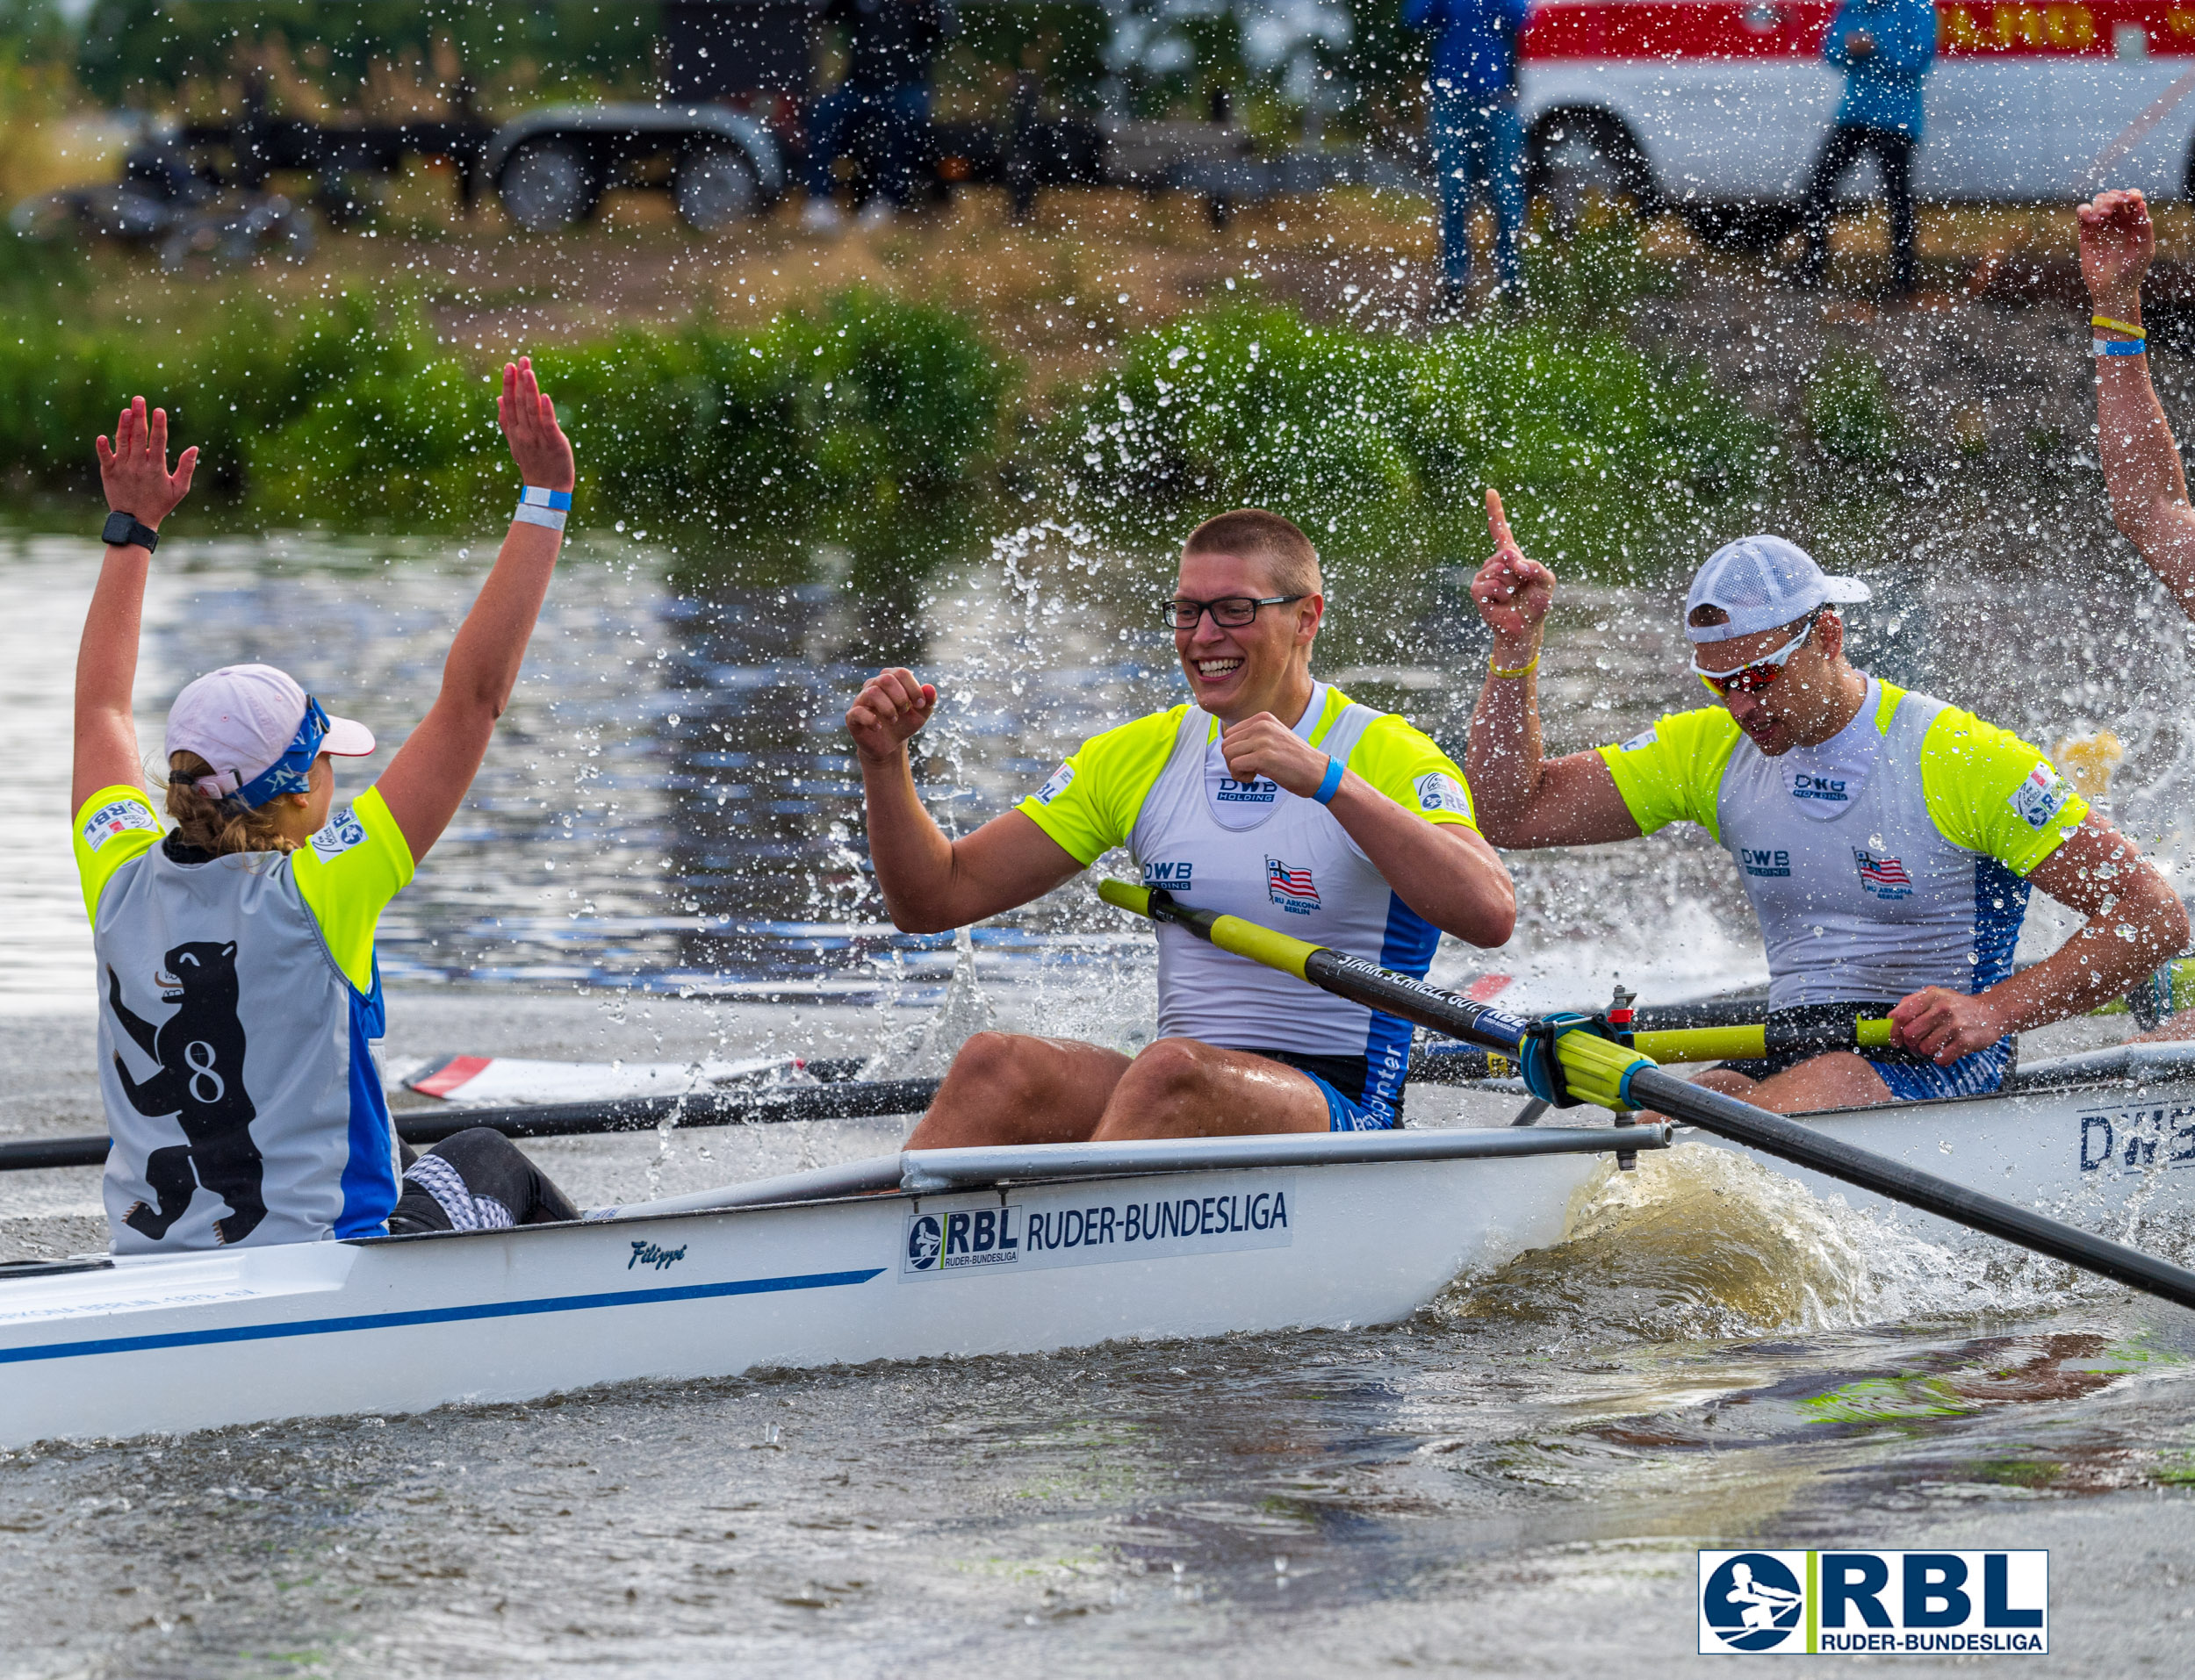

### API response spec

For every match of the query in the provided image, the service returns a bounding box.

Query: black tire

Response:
[499,140,597,233]
[1525,108,1656,230]
[673,143,759,233]
[1205,192,1233,231]
[1680,202,1803,254]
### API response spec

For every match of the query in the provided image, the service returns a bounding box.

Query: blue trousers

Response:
[1428,88,1525,293]
[806,81,930,207]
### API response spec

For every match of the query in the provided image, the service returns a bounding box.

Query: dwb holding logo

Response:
[1698,1550,2047,1655]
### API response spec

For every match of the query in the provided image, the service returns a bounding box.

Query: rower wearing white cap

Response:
[1464,491,2187,1111]
[72,376,583,1252]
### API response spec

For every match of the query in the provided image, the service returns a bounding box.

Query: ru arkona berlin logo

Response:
[1701,1553,1806,1653]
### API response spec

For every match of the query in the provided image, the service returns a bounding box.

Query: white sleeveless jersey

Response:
[1600,678,2089,1010]
[1018,683,1480,1117]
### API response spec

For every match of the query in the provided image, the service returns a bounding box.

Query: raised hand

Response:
[846,667,937,763]
[1470,488,1554,658]
[499,356,575,492]
[2078,188,2155,319]
[94,397,198,531]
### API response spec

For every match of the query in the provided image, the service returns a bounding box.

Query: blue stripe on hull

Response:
[0,1267,886,1366]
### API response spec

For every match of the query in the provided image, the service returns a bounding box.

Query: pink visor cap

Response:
[165,664,375,807]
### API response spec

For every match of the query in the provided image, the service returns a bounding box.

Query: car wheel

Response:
[1527,110,1655,234]
[673,144,759,233]
[1680,201,1803,254]
[499,140,596,233]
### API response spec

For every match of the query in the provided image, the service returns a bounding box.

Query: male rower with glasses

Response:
[846,508,1515,1145]
[1465,492,2187,1111]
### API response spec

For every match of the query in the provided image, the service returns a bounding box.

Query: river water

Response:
[4,516,2195,1676]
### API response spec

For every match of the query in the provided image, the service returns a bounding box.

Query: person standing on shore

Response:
[1404,0,1531,312]
[801,0,959,232]
[1796,0,1935,297]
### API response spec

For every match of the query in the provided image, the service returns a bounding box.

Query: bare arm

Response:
[2079,189,2195,615]
[376,358,574,858]
[847,667,1086,931]
[1889,819,2189,1061]
[73,398,198,814]
[1463,488,1645,849]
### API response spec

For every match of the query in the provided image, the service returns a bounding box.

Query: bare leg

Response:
[1089,1038,1332,1140]
[1687,1050,1894,1115]
[905,1032,1131,1149]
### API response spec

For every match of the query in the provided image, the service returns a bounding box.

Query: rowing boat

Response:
[0,1125,1651,1449]
[7,1041,2195,1447]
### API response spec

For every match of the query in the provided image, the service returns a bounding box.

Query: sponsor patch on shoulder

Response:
[80,797,158,853]
[2009,761,2073,830]
[1414,771,1474,820]
[1618,729,1658,752]
[309,808,369,860]
[1033,763,1075,806]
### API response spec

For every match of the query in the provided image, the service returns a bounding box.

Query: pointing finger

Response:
[1485,488,1515,551]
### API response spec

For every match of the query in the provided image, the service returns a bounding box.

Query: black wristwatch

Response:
[101,510,159,554]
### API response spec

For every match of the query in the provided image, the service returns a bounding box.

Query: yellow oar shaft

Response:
[1633,1020,1895,1064]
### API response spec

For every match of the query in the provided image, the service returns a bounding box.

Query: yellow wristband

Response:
[1489,651,1541,679]
[2093,314,2146,338]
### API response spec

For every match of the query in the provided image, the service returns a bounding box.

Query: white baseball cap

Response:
[165,664,375,807]
[1685,535,1871,643]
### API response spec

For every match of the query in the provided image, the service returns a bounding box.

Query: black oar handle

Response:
[0,1077,946,1174]
[1630,1066,2195,1311]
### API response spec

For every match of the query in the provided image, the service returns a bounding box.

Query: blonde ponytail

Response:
[164,752,298,856]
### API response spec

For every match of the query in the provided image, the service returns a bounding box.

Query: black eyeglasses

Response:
[1161,594,1305,631]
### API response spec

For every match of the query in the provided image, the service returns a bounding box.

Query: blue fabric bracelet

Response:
[2094,339,2148,357]
[520,485,573,510]
[1312,755,1345,805]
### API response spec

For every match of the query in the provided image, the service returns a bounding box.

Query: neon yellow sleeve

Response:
[1918,707,2091,877]
[1015,707,1188,866]
[1596,707,1743,844]
[291,786,416,993]
[72,784,164,922]
[1342,711,1479,830]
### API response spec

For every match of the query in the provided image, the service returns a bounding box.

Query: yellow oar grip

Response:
[1632,1019,1896,1065]
[1098,879,1314,980]
[1552,1030,1656,1111]
[1098,879,1150,916]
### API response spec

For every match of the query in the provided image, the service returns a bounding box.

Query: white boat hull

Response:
[1685,1075,2195,1240]
[0,1151,1599,1448]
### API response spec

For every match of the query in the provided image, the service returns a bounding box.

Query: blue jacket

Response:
[1405,0,1533,97]
[1823,0,1937,138]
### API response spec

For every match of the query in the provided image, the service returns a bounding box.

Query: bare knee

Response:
[1114,1037,1219,1105]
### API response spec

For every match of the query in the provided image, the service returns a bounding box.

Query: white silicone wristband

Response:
[513,503,568,530]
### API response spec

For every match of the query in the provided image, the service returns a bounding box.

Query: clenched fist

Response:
[846,667,937,764]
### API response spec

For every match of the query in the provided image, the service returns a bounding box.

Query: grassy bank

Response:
[1,268,1780,580]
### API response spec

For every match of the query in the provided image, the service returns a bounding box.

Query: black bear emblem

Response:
[107,940,265,1245]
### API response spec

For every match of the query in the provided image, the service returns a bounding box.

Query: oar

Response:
[0,1077,947,1174]
[1098,879,2195,1314]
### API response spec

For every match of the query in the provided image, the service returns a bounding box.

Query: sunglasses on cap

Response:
[1689,615,1817,698]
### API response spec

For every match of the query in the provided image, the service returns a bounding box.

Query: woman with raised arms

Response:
[73,363,583,1251]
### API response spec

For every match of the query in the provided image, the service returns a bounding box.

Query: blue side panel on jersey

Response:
[1363,892,1440,1125]
[1970,858,2029,993]
[335,955,399,1238]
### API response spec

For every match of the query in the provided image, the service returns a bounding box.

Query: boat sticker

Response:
[900,1175,1295,1280]
[2077,1105,2195,1174]
[628,1240,687,1271]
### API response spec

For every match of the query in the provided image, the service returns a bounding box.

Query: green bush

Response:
[1065,302,1778,570]
[248,289,1010,533]
[1804,348,1904,464]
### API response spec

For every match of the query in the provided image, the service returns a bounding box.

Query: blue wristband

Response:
[520,485,573,510]
[1311,755,1344,805]
[2094,338,2147,357]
